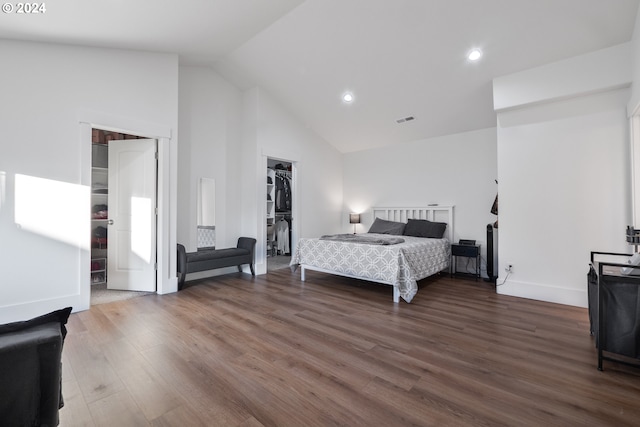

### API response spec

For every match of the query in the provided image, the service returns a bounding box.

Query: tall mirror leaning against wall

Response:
[197,177,216,250]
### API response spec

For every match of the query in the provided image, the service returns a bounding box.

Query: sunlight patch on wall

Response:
[15,174,89,249]
[131,196,152,263]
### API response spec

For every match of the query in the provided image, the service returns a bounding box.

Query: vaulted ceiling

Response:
[1,0,638,152]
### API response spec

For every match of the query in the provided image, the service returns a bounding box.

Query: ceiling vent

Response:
[395,116,415,124]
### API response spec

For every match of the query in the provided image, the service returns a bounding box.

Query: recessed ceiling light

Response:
[468,48,482,61]
[342,92,354,103]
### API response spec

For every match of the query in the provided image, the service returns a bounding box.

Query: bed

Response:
[290,206,454,303]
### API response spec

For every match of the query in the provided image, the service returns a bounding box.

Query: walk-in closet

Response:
[90,129,156,305]
[266,159,293,271]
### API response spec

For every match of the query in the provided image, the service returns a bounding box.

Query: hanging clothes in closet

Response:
[276,217,290,254]
[274,167,292,212]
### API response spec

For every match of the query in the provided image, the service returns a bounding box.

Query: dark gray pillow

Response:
[403,219,447,238]
[0,307,72,337]
[368,218,406,235]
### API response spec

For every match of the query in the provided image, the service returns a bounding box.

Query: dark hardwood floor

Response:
[60,268,640,426]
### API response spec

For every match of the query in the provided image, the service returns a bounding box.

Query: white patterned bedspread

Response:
[290,233,450,302]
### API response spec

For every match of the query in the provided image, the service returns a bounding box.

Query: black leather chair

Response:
[0,307,72,426]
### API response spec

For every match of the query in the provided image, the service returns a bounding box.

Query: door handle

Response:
[107,219,114,225]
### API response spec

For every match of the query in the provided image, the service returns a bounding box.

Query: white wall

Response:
[0,40,179,323]
[494,45,632,308]
[627,7,640,227]
[178,66,244,252]
[241,87,343,274]
[177,66,247,281]
[343,128,498,276]
[494,43,632,111]
[628,6,640,115]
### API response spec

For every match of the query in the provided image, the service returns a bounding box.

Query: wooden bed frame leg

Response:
[393,287,400,303]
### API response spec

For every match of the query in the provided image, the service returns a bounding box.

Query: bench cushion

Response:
[186,248,249,262]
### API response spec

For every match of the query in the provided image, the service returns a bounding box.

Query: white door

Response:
[107,139,157,292]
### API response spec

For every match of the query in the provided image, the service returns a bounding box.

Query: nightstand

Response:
[451,243,481,281]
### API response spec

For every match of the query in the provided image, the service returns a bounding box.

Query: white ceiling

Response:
[1,0,638,153]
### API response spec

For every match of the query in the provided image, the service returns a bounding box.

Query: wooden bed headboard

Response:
[372,206,455,242]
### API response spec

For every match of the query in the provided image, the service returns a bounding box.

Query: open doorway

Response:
[267,158,293,271]
[90,128,157,305]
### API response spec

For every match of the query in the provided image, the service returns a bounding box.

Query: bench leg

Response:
[237,264,255,275]
[178,271,186,290]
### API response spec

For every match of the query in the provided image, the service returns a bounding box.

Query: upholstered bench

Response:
[177,237,256,290]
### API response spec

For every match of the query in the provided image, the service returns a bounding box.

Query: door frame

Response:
[79,109,177,311]
[258,149,299,275]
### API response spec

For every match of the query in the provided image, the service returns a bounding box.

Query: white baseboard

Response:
[0,294,81,324]
[496,278,588,308]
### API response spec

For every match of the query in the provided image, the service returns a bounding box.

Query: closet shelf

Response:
[91,136,108,284]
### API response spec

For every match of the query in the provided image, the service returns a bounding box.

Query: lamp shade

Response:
[349,213,361,224]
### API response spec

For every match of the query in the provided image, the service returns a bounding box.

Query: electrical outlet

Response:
[505,264,513,273]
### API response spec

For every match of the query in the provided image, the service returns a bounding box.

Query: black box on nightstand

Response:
[451,244,479,258]
[451,243,481,280]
